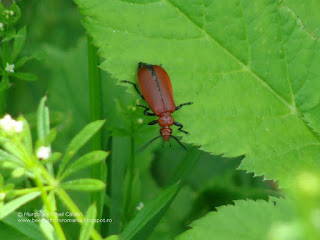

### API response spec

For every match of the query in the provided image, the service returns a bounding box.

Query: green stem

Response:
[123,128,135,225]
[56,188,103,240]
[0,40,10,115]
[108,136,131,235]
[13,186,54,197]
[87,35,104,227]
[34,174,66,240]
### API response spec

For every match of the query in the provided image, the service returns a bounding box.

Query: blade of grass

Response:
[108,136,131,235]
[120,148,201,240]
[120,182,179,240]
[87,35,105,230]
[166,147,201,186]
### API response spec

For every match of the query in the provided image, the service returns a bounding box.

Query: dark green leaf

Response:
[11,72,38,81]
[120,182,179,240]
[12,26,26,61]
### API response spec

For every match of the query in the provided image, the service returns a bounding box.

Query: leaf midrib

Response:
[165,0,320,142]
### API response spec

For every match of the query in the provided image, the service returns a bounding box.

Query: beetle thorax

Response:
[158,112,174,127]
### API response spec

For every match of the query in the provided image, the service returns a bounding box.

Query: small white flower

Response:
[9,10,14,16]
[136,202,144,211]
[0,114,14,131]
[5,63,15,73]
[0,114,24,133]
[137,118,143,124]
[37,146,51,160]
[0,23,3,31]
[13,120,23,133]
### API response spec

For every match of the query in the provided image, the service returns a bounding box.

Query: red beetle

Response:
[122,62,192,149]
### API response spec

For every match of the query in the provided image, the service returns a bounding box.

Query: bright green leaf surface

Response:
[57,120,105,177]
[176,199,296,240]
[60,150,108,180]
[284,0,320,38]
[0,192,40,219]
[60,178,106,191]
[74,0,320,189]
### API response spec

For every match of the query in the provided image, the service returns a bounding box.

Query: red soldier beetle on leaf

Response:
[122,62,193,150]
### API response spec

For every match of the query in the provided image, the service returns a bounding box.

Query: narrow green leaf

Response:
[15,56,33,69]
[120,182,179,240]
[57,120,105,177]
[104,236,119,240]
[37,96,50,144]
[60,150,108,180]
[19,117,33,154]
[167,148,201,186]
[79,203,97,240]
[10,3,21,24]
[60,179,105,192]
[2,211,46,240]
[0,137,24,162]
[39,218,55,240]
[37,96,53,174]
[0,192,40,219]
[11,72,38,81]
[12,26,26,61]
[0,149,23,166]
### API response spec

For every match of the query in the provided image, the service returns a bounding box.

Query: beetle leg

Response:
[121,80,145,100]
[137,104,155,116]
[148,120,158,125]
[174,121,189,134]
[175,102,193,111]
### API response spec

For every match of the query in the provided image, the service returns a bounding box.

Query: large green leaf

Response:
[74,0,320,189]
[284,0,320,38]
[176,199,302,240]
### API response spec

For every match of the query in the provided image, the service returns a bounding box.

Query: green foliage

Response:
[0,97,108,239]
[73,0,320,191]
[2,1,320,240]
[120,182,180,240]
[79,203,97,240]
[177,199,295,240]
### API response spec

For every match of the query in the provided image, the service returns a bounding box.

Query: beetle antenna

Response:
[139,135,162,151]
[171,135,187,150]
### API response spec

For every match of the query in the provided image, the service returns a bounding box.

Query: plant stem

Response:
[56,188,103,240]
[0,40,10,115]
[87,35,105,227]
[13,186,54,196]
[123,128,135,224]
[108,136,131,235]
[34,174,66,240]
